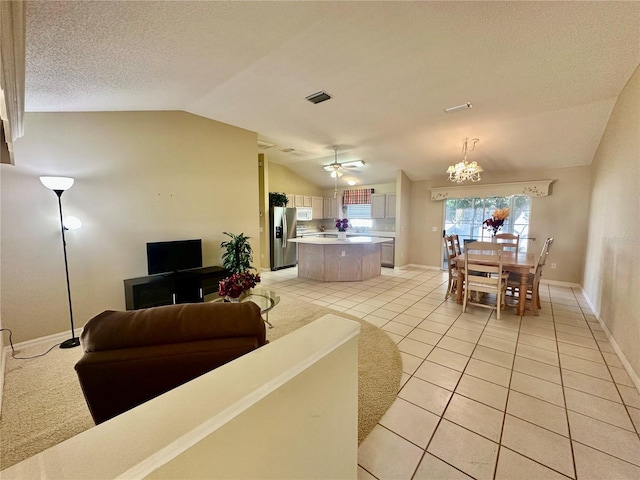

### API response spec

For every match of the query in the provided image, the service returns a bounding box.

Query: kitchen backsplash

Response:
[315,218,395,233]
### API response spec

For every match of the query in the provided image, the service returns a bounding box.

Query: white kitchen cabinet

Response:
[372,193,396,219]
[286,194,295,207]
[323,197,338,219]
[371,194,387,219]
[386,194,396,219]
[303,195,312,207]
[294,195,305,207]
[381,241,395,267]
[311,196,324,219]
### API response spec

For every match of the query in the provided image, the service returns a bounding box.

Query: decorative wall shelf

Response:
[430,180,554,201]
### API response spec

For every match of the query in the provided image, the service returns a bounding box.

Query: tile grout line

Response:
[408,305,495,480]
[491,309,522,480]
[552,291,579,480]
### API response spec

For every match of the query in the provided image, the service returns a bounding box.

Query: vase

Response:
[226,296,240,303]
[337,231,347,240]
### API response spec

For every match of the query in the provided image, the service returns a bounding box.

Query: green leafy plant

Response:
[269,192,288,207]
[220,232,254,274]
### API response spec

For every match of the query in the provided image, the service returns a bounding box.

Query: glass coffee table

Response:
[208,288,280,329]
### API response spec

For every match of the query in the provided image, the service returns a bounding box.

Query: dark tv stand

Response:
[123,266,229,310]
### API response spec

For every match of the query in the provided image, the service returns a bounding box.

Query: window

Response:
[443,195,531,260]
[345,204,373,228]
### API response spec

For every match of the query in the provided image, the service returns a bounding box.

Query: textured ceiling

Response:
[25,1,640,188]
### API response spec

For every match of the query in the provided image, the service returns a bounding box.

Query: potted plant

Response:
[335,218,350,240]
[269,192,289,207]
[218,271,261,301]
[220,232,254,274]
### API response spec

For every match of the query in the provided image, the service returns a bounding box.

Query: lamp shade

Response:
[40,176,74,191]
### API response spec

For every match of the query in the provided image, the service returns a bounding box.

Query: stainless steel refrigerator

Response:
[270,207,297,270]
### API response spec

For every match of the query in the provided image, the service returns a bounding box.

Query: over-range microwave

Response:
[296,207,313,221]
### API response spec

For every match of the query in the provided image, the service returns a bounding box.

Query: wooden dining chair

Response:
[451,234,463,256]
[465,241,504,252]
[443,235,459,299]
[507,237,554,315]
[463,250,508,319]
[494,233,520,252]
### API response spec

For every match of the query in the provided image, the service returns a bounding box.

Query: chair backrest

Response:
[537,237,554,268]
[451,234,462,256]
[494,233,520,252]
[464,251,505,291]
[443,235,457,267]
[466,241,504,252]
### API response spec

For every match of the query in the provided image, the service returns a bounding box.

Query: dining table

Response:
[454,250,536,316]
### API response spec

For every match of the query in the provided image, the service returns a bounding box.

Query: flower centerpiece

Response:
[218,271,261,301]
[335,218,350,232]
[335,218,349,240]
[482,208,510,236]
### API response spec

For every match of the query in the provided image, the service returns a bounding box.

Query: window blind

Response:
[343,188,374,205]
[346,204,372,219]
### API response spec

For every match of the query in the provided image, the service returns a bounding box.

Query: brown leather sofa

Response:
[75,301,267,424]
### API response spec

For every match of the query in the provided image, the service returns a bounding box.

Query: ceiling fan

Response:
[323,147,365,178]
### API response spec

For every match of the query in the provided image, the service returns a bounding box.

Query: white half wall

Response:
[1,314,361,479]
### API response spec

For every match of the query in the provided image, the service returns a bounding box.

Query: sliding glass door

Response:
[442,195,531,265]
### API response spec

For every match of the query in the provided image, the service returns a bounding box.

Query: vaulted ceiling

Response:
[25,1,640,188]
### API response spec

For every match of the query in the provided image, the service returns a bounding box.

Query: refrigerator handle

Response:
[282,212,287,248]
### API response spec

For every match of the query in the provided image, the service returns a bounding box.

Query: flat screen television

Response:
[146,239,203,275]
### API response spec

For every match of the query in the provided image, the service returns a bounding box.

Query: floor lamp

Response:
[40,176,81,349]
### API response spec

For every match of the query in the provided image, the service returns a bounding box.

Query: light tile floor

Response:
[259,266,640,479]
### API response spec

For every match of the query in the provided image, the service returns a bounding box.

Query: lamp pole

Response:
[55,189,80,348]
[40,176,80,349]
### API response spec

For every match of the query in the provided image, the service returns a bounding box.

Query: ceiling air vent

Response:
[305,91,332,104]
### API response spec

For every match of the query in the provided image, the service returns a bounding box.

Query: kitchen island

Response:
[289,236,393,282]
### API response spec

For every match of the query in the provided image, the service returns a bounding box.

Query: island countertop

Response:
[289,236,393,245]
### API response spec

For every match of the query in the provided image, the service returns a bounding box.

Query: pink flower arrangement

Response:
[482,208,510,236]
[335,218,350,232]
[218,271,260,299]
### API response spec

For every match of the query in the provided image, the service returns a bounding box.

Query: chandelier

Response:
[446,138,482,183]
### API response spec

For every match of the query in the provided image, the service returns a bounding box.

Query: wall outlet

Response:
[551,263,557,269]
[432,226,438,232]
[341,251,345,257]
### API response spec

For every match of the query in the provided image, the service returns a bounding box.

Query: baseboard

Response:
[580,287,640,394]
[404,263,443,271]
[2,328,82,355]
[540,279,582,288]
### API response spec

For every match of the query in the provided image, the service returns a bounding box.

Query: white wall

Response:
[583,66,640,381]
[1,111,259,343]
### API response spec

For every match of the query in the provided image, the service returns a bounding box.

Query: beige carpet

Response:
[0,293,401,470]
